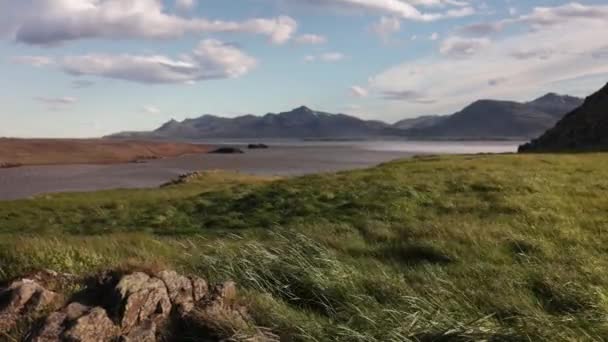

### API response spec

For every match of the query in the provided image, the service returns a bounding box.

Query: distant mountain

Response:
[519,83,608,152]
[401,94,583,140]
[109,106,400,139]
[393,115,446,130]
[109,93,583,141]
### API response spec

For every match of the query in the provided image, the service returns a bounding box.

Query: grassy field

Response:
[1,154,608,341]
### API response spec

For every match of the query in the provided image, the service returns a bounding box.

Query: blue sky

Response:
[1,0,607,137]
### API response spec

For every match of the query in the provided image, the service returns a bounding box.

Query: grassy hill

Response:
[1,154,608,341]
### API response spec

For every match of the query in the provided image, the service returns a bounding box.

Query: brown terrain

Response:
[0,138,211,167]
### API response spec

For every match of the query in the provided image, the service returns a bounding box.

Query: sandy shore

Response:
[0,138,210,167]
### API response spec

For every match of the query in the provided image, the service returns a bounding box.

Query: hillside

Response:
[110,106,399,139]
[520,83,608,152]
[0,138,210,166]
[2,154,608,340]
[403,94,582,139]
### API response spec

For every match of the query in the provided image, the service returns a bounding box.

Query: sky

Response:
[1,0,608,137]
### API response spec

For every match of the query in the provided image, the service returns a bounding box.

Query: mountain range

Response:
[108,94,583,140]
[520,83,608,152]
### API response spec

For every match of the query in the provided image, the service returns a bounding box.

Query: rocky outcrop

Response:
[0,276,60,333]
[0,269,268,342]
[209,147,245,154]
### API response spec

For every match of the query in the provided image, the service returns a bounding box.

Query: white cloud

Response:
[10,56,54,67]
[0,0,297,45]
[439,36,491,57]
[429,32,439,40]
[35,96,77,105]
[371,17,401,42]
[175,0,196,11]
[350,86,369,98]
[369,2,608,116]
[305,52,346,63]
[294,34,327,45]
[141,105,161,114]
[60,39,257,84]
[281,0,472,21]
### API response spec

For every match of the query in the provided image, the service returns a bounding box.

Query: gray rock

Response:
[0,279,58,333]
[119,320,157,342]
[63,307,118,342]
[115,272,171,331]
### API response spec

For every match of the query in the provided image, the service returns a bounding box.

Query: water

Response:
[0,141,522,200]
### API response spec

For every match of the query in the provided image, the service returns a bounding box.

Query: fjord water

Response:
[0,140,521,200]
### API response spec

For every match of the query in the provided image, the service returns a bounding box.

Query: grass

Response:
[1,154,608,341]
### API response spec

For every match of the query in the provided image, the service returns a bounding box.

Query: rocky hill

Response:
[519,83,608,152]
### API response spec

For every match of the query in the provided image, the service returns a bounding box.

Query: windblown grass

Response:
[1,154,608,341]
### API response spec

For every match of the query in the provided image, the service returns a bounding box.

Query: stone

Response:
[191,276,208,302]
[63,307,118,342]
[28,311,67,342]
[119,320,157,342]
[157,270,194,313]
[0,279,58,333]
[115,272,171,331]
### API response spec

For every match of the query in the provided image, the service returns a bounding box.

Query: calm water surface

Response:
[0,141,521,200]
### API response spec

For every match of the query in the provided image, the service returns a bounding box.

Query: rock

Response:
[209,147,244,154]
[0,279,58,333]
[63,307,118,342]
[119,320,157,342]
[115,272,171,331]
[247,144,269,149]
[29,303,117,342]
[191,276,209,302]
[157,270,194,314]
[15,269,253,342]
[29,312,67,342]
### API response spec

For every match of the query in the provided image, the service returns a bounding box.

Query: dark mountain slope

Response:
[519,83,608,152]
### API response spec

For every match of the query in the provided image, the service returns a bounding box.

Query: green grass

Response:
[1,154,608,341]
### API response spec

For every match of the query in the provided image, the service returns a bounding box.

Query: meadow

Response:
[1,153,607,341]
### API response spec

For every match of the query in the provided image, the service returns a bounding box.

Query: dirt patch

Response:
[0,138,211,166]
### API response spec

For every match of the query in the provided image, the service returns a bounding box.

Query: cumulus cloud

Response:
[429,32,439,40]
[350,86,369,98]
[10,56,54,67]
[0,0,297,45]
[369,2,608,116]
[58,39,256,84]
[461,2,608,37]
[141,105,161,114]
[439,36,490,57]
[304,52,346,63]
[175,0,196,11]
[371,17,401,42]
[294,34,327,45]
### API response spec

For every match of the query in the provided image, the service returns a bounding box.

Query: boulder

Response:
[0,278,59,333]
[114,272,171,331]
[62,307,118,342]
[29,303,117,342]
[119,320,157,342]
